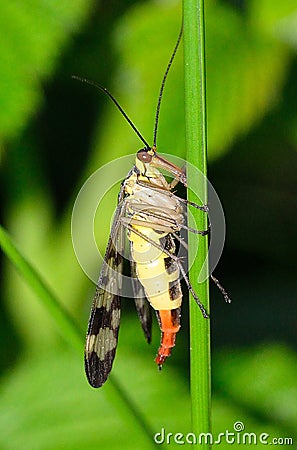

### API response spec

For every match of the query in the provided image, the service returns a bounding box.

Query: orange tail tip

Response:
[155,309,181,368]
[155,347,170,367]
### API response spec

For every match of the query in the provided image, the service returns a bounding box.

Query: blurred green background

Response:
[0,0,296,448]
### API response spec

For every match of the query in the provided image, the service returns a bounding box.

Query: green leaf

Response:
[249,0,297,47]
[0,351,154,450]
[0,342,293,449]
[0,0,93,143]
[214,344,297,432]
[0,336,192,450]
[0,226,171,448]
[205,1,292,159]
[87,0,294,170]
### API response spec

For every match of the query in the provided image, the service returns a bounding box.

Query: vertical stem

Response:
[183,0,211,445]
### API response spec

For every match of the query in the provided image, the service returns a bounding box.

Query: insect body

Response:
[125,149,186,367]
[84,145,210,387]
[81,29,230,388]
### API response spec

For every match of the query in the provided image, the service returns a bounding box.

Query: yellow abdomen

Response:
[128,224,182,310]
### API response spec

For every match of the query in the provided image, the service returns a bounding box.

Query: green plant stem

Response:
[0,224,84,353]
[183,0,211,444]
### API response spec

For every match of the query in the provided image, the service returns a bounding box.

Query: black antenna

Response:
[72,76,150,149]
[153,25,183,148]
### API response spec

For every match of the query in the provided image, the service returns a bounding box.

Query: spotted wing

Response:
[84,203,125,388]
[131,261,152,344]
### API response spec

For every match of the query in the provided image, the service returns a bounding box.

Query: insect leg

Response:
[121,217,176,234]
[124,211,229,307]
[179,222,209,236]
[125,203,209,235]
[211,275,231,303]
[136,179,208,212]
[122,222,209,318]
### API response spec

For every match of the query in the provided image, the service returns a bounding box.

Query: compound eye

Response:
[137,149,152,163]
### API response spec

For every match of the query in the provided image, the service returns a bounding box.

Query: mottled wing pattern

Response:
[131,261,152,344]
[84,202,125,388]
